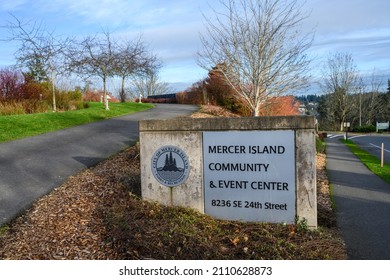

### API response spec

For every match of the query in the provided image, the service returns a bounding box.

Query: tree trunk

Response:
[51,73,56,112]
[254,105,260,117]
[120,77,126,103]
[254,97,262,116]
[340,116,346,132]
[103,76,109,110]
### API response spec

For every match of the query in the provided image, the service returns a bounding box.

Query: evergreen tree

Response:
[24,56,49,83]
[387,79,390,94]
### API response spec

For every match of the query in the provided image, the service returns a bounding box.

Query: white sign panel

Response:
[377,122,389,131]
[203,131,296,223]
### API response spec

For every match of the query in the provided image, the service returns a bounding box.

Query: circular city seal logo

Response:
[151,145,190,187]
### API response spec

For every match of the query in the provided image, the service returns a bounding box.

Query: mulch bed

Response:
[0,146,141,259]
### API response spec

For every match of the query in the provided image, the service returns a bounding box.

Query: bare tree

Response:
[365,71,384,125]
[198,0,313,116]
[354,71,387,126]
[113,37,159,102]
[2,15,71,111]
[321,52,360,131]
[68,31,116,110]
[131,70,171,99]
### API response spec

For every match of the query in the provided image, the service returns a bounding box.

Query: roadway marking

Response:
[369,143,390,153]
[349,135,366,140]
[328,134,343,139]
[328,134,365,139]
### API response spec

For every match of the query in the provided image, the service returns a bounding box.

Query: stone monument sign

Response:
[140,116,317,228]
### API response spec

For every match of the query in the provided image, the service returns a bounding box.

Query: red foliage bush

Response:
[0,69,24,100]
[83,90,120,102]
[179,69,250,115]
[181,67,301,117]
[20,82,51,100]
[83,90,101,102]
[0,69,52,101]
[176,90,203,105]
[258,96,301,116]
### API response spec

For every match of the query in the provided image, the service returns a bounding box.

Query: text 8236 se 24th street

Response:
[211,199,287,211]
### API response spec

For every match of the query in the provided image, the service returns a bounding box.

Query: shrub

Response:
[53,92,71,111]
[83,102,90,109]
[0,69,24,100]
[83,90,101,102]
[352,125,376,133]
[67,89,83,101]
[69,100,88,110]
[176,90,204,105]
[316,136,326,154]
[21,82,51,100]
[51,89,84,111]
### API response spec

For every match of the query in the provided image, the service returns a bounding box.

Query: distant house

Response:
[299,103,306,115]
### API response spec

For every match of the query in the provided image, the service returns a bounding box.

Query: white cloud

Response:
[0,0,27,11]
[34,0,205,28]
[306,0,390,34]
[303,0,390,78]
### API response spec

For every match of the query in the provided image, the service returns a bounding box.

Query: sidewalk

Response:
[326,137,390,259]
[0,104,198,226]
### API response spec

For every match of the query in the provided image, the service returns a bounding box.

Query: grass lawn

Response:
[0,102,154,143]
[343,139,390,185]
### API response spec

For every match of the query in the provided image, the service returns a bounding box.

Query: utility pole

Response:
[359,87,362,127]
[51,69,56,112]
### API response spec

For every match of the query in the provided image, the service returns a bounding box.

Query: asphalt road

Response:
[328,133,390,164]
[326,136,390,259]
[349,135,390,165]
[0,104,198,226]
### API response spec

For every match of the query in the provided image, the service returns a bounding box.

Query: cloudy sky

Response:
[0,0,389,93]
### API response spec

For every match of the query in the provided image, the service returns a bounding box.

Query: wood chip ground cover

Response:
[0,108,347,259]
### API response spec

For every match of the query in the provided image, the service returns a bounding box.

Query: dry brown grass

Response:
[191,105,241,118]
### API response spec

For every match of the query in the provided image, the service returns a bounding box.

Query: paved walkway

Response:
[326,137,390,259]
[0,104,198,226]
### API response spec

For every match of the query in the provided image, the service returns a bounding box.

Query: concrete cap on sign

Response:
[140,116,316,132]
